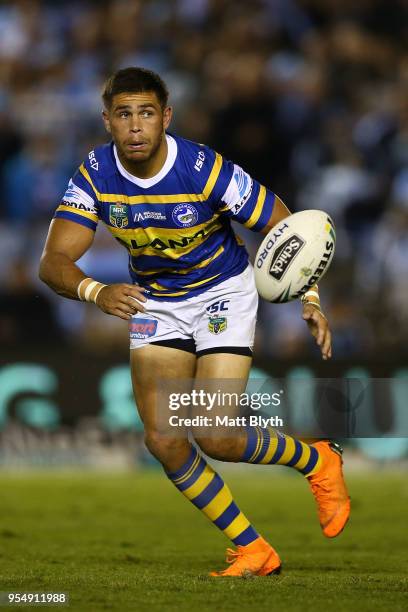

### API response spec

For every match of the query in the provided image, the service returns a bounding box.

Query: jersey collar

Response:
[113,134,177,188]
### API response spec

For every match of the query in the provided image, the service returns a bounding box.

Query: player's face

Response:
[103,91,172,164]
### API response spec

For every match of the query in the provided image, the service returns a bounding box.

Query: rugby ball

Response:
[254,210,336,302]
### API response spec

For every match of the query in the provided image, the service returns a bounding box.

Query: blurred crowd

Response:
[0,0,407,360]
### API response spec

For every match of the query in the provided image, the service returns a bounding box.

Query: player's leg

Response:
[194,350,323,472]
[193,266,327,476]
[193,351,350,540]
[173,350,277,577]
[130,343,195,471]
[130,344,280,576]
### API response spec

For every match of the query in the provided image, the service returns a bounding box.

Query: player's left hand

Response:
[302,303,332,360]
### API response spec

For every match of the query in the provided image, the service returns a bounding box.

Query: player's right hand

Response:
[95,283,148,320]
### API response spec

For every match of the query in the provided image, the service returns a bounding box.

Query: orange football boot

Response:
[307,441,351,538]
[210,536,281,577]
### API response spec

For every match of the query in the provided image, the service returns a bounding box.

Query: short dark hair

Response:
[102,67,169,110]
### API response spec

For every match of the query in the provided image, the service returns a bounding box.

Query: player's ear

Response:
[102,110,111,134]
[163,106,172,130]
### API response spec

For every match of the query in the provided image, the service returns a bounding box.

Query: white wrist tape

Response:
[77,277,92,301]
[304,290,320,301]
[77,278,107,303]
[84,280,99,302]
[92,284,106,304]
[303,300,327,320]
[304,300,321,311]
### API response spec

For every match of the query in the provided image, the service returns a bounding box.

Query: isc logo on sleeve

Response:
[88,150,99,170]
[194,150,205,172]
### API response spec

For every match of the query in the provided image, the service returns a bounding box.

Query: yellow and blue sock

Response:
[242,427,322,476]
[166,446,259,546]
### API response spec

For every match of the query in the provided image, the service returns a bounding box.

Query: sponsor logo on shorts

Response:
[208,316,227,334]
[269,234,305,280]
[172,203,198,228]
[129,318,158,339]
[110,203,128,228]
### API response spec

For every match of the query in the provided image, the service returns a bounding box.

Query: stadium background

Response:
[0,0,407,464]
[0,3,407,610]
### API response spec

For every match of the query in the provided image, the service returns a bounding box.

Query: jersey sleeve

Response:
[206,151,276,232]
[54,165,99,231]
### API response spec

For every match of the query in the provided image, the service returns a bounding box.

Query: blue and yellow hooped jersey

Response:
[54,133,276,301]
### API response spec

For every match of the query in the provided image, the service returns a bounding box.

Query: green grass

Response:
[0,468,407,611]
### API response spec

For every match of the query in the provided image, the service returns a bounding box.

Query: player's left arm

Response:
[204,151,331,359]
[260,195,332,360]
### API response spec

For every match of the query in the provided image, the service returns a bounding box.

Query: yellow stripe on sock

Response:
[253,427,267,462]
[259,434,279,464]
[183,465,215,501]
[306,454,323,476]
[202,485,233,521]
[173,453,201,485]
[249,427,263,462]
[223,512,250,541]
[293,444,311,471]
[277,436,295,465]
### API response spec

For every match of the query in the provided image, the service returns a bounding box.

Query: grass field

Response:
[0,467,407,611]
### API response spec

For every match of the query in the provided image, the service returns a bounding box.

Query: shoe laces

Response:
[225,547,245,564]
[309,474,333,514]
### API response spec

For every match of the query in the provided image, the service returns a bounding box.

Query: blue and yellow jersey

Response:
[54,133,276,300]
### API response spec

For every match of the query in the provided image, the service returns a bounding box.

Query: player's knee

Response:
[144,430,185,462]
[194,436,238,462]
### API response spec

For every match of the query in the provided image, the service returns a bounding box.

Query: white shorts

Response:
[129,264,258,356]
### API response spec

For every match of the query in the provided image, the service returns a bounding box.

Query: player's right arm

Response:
[39,217,95,300]
[39,156,149,323]
[39,218,148,320]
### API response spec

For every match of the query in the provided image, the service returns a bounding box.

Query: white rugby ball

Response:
[254,210,336,302]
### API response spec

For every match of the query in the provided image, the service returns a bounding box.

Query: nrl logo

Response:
[208,316,227,335]
[109,203,128,228]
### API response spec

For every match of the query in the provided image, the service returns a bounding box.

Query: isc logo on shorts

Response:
[129,319,158,339]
